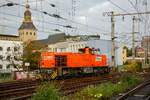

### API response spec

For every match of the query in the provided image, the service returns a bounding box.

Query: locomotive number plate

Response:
[96,56,102,61]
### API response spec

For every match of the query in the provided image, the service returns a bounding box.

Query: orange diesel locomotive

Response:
[40,47,109,79]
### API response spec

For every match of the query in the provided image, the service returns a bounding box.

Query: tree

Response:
[23,41,44,70]
[123,46,132,57]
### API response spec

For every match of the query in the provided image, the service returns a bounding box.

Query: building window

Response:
[30,32,32,35]
[6,56,11,61]
[34,32,36,35]
[26,32,28,35]
[14,56,19,61]
[0,65,2,69]
[0,55,3,60]
[0,47,2,51]
[14,47,18,52]
[6,65,11,69]
[7,47,11,51]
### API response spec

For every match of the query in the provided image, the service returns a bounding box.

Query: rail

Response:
[117,79,150,100]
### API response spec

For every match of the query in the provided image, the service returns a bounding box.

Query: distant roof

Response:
[18,22,37,30]
[0,34,19,37]
[32,33,101,49]
[32,33,66,46]
[65,34,100,38]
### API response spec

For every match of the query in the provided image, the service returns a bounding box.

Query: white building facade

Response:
[48,41,87,53]
[0,40,23,73]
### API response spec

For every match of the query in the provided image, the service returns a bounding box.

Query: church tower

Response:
[18,0,37,42]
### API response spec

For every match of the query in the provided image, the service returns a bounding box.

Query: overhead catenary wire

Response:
[0,11,110,35]
[0,1,110,34]
[128,0,148,54]
[127,0,145,20]
[1,0,145,43]
[107,0,129,13]
[0,11,110,37]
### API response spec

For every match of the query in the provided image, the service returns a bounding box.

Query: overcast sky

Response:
[0,0,150,46]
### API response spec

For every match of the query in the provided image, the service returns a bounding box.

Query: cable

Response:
[107,0,129,13]
[127,0,145,23]
[0,16,64,33]
[1,1,120,38]
[24,1,109,33]
[0,23,62,35]
[1,1,110,33]
[0,11,73,28]
[0,10,109,34]
[0,12,110,37]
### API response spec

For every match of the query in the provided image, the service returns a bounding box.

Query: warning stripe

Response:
[50,70,57,79]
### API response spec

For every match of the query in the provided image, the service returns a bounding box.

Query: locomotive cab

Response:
[79,47,93,54]
[79,47,101,55]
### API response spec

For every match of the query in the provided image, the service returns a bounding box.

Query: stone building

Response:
[0,2,37,43]
[18,3,37,43]
[0,34,20,41]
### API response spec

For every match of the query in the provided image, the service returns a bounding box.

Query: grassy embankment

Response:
[72,75,143,100]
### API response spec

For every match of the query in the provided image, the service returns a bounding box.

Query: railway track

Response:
[0,73,120,100]
[116,79,150,100]
[0,79,40,100]
[60,74,120,95]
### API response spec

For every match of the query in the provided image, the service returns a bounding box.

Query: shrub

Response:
[31,82,60,100]
[123,61,142,72]
[120,75,142,88]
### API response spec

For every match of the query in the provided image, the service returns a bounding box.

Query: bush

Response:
[123,61,142,72]
[31,82,60,100]
[120,75,142,88]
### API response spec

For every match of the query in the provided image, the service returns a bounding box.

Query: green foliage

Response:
[120,75,142,88]
[123,61,142,72]
[31,82,60,100]
[23,42,41,70]
[0,73,12,83]
[25,51,41,70]
[123,47,132,57]
[74,75,142,100]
